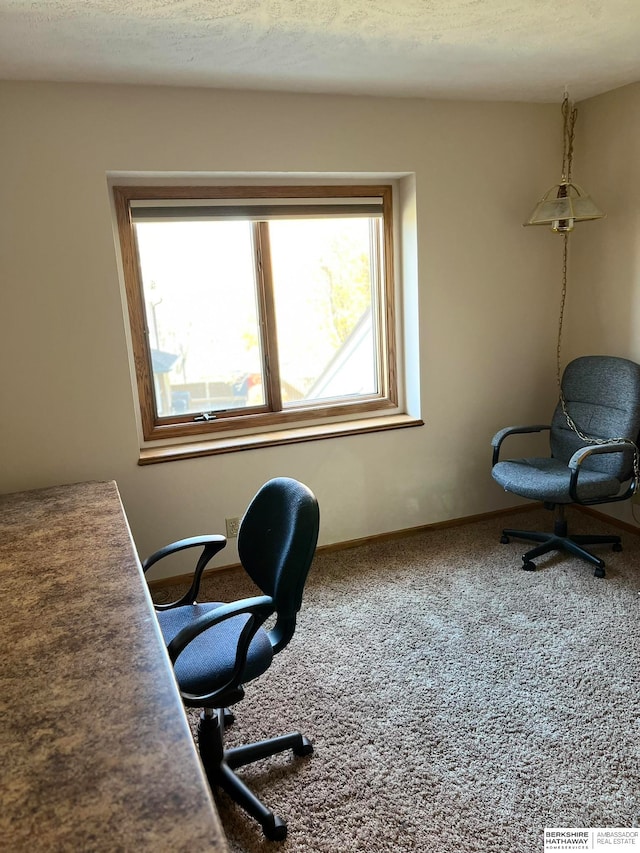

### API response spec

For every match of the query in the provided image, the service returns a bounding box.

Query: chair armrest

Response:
[167,595,275,706]
[142,535,227,609]
[568,442,638,504]
[491,425,551,465]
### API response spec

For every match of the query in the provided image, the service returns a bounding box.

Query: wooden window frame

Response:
[113,184,399,444]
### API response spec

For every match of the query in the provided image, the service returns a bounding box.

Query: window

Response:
[114,184,403,451]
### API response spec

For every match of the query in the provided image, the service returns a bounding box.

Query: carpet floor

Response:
[156,507,640,852]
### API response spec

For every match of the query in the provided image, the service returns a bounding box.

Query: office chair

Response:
[491,355,640,577]
[142,477,320,841]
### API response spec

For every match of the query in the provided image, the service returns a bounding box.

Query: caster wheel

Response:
[522,560,536,572]
[593,567,606,578]
[293,736,313,757]
[500,535,510,544]
[613,543,622,552]
[263,815,287,841]
[222,707,235,726]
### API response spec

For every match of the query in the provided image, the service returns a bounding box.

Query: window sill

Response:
[138,414,423,465]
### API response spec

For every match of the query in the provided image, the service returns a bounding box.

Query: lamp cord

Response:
[561,96,577,183]
[556,233,640,488]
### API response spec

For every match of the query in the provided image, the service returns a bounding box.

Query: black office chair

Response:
[142,477,320,840]
[491,355,640,577]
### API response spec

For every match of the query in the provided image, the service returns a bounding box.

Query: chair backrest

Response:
[550,355,640,479]
[238,477,320,651]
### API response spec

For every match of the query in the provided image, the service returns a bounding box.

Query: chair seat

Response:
[492,457,622,503]
[158,603,274,698]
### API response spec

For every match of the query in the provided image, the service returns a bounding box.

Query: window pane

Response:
[135,221,265,417]
[268,217,379,406]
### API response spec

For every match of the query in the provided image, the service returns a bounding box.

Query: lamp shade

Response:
[524,180,604,233]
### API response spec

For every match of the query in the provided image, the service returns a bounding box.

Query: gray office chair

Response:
[142,477,320,840]
[491,355,640,577]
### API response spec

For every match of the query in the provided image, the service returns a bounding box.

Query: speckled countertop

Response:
[0,480,228,852]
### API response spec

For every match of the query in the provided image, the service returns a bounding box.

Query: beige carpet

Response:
[156,507,640,852]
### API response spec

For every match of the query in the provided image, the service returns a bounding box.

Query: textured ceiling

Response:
[1,0,640,102]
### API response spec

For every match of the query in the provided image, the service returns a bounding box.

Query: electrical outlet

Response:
[225,516,242,538]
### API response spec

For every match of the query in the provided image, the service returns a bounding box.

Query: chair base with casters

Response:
[197,706,313,841]
[500,504,621,578]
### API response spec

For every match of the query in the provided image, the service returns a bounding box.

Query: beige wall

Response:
[571,83,640,525]
[0,81,562,577]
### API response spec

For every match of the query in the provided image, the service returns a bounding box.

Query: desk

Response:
[0,481,228,852]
